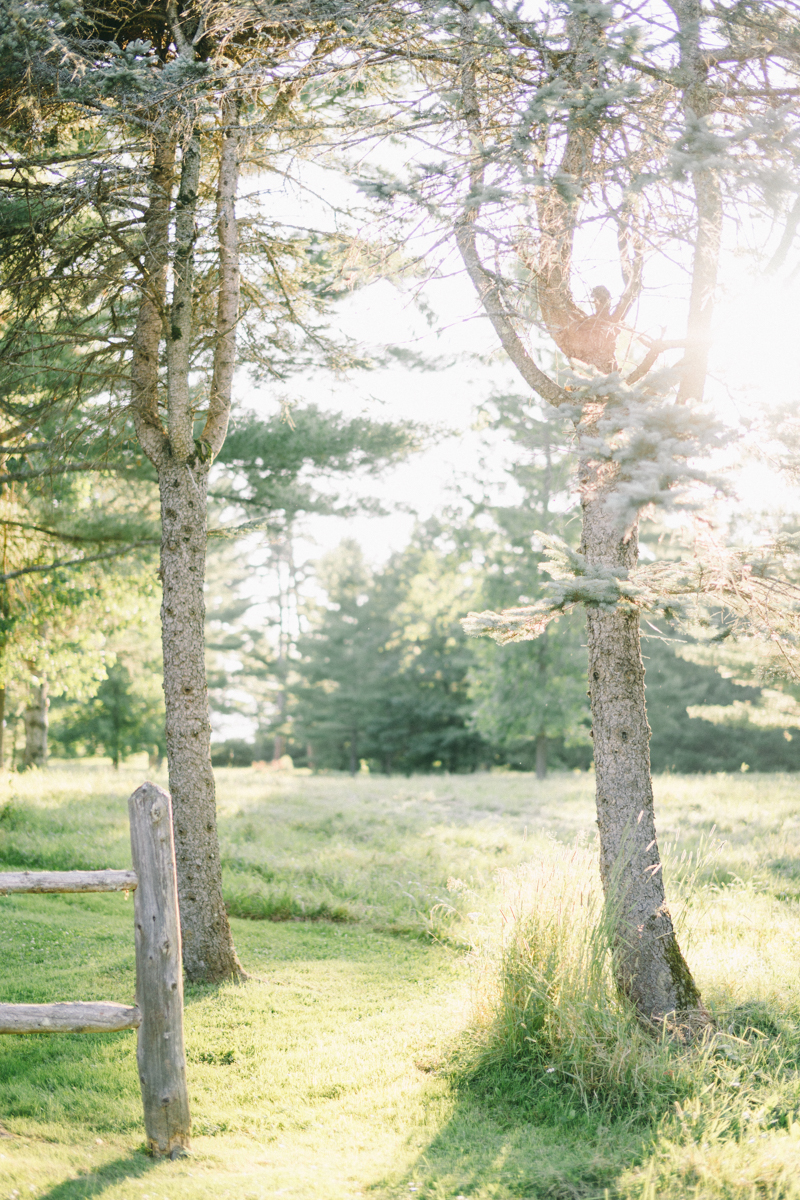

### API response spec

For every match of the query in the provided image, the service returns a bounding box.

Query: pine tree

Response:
[0,465,159,770]
[294,534,490,774]
[53,659,166,768]
[205,403,423,760]
[462,396,589,778]
[293,541,380,774]
[360,0,800,1027]
[0,0,411,981]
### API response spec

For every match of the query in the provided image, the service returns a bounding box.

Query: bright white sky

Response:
[210,5,800,741]
[213,165,800,742]
[228,80,800,574]
[232,269,521,567]
[232,256,800,575]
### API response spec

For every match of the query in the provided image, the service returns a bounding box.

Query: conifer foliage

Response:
[0,0,407,981]
[356,0,800,1026]
[293,536,489,775]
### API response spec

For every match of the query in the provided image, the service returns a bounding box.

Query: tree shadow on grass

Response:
[33,1150,158,1200]
[384,1086,651,1200]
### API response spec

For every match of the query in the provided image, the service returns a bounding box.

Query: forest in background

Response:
[1,275,795,779]
[35,386,800,780]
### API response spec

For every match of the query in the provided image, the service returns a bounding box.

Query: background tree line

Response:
[45,388,800,780]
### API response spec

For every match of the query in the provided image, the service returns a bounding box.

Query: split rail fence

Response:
[0,781,191,1157]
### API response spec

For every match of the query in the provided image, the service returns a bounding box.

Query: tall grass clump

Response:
[223,873,354,923]
[459,842,760,1123]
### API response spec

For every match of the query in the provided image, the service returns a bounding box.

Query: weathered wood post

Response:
[129,782,191,1157]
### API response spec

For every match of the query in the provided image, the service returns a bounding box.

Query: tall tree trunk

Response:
[159,460,238,981]
[581,442,705,1028]
[23,680,47,769]
[535,733,547,780]
[129,117,242,983]
[0,686,6,770]
[159,130,240,983]
[272,690,286,763]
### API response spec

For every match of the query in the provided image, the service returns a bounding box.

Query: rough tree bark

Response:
[0,685,6,770]
[535,733,547,781]
[128,89,244,982]
[456,9,708,1028]
[158,457,239,981]
[23,679,47,769]
[579,420,704,1023]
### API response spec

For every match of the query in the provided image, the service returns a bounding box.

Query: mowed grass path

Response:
[1,765,800,1198]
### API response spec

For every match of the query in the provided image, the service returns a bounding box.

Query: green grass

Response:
[1,764,800,1197]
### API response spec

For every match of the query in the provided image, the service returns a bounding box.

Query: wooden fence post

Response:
[129,782,191,1157]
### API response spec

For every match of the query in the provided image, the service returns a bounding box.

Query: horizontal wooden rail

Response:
[0,869,137,894]
[0,1002,141,1034]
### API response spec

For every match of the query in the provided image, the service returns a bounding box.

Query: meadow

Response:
[1,763,800,1198]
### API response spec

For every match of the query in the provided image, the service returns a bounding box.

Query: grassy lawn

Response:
[1,764,800,1198]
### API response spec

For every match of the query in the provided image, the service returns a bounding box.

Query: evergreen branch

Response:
[262,244,330,356]
[463,532,800,669]
[0,519,157,546]
[0,541,156,583]
[0,145,145,171]
[455,9,569,410]
[0,462,130,486]
[207,517,277,539]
